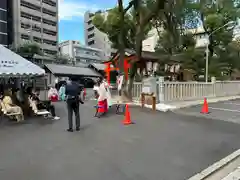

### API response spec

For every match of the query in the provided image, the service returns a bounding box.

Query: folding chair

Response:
[0,100,22,120]
[28,97,50,117]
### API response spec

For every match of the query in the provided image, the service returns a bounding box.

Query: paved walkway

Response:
[221,167,240,180]
[1,100,240,180]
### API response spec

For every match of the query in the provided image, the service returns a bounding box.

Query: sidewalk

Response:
[221,167,240,180]
[132,95,240,112]
[188,149,240,180]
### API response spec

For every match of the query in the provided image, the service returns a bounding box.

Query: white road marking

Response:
[224,102,240,106]
[209,107,240,113]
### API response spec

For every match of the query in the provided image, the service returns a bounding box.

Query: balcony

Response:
[43,33,57,41]
[42,13,57,22]
[20,6,42,17]
[41,43,57,51]
[20,28,42,39]
[42,23,57,32]
[20,17,42,27]
[43,3,57,12]
[23,0,41,7]
[75,53,102,61]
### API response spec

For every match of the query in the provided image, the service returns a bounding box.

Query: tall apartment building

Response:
[0,0,8,45]
[12,0,58,56]
[59,40,103,66]
[84,11,115,60]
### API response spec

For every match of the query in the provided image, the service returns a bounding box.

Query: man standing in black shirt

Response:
[65,78,84,132]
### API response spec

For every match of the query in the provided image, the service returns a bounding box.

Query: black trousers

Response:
[37,101,56,117]
[67,99,80,129]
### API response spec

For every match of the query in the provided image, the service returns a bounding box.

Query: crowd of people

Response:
[0,85,60,122]
[0,77,114,131]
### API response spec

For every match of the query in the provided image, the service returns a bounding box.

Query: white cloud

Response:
[58,0,99,21]
[58,0,132,21]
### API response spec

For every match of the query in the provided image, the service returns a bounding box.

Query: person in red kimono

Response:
[97,78,108,114]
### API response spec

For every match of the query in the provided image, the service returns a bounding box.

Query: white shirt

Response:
[98,83,107,101]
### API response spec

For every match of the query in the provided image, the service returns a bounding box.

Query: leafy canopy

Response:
[92,6,152,49]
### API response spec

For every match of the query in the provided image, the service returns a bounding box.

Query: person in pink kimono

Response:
[48,86,59,102]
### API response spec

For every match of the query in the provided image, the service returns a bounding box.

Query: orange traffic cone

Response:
[201,98,209,114]
[122,104,133,125]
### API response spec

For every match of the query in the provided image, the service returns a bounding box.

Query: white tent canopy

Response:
[0,45,45,76]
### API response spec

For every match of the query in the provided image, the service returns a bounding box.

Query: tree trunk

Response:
[127,0,166,100]
[118,0,128,99]
[127,25,143,99]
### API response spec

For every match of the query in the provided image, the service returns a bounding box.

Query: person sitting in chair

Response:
[1,89,24,122]
[30,88,60,120]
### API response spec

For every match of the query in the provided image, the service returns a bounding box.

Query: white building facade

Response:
[142,25,240,52]
[84,11,115,60]
[58,40,104,66]
[142,28,161,52]
[12,0,58,56]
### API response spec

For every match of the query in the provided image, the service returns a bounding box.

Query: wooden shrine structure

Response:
[103,49,162,84]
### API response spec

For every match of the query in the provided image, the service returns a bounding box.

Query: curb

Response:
[127,96,240,112]
[188,149,240,180]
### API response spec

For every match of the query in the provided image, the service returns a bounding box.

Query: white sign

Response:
[117,75,124,91]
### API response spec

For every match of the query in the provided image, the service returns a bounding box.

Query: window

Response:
[21,23,41,32]
[21,23,30,29]
[21,34,29,40]
[42,0,56,7]
[88,40,94,45]
[42,8,56,17]
[87,19,92,25]
[43,49,57,55]
[87,26,94,31]
[88,33,94,39]
[43,28,56,36]
[0,9,7,21]
[42,18,56,26]
[0,21,7,33]
[20,0,41,11]
[43,39,57,46]
[0,0,7,10]
[33,37,41,43]
[0,33,7,45]
[32,25,41,32]
[21,12,41,22]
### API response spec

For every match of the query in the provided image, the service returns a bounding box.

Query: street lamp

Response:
[205,21,235,82]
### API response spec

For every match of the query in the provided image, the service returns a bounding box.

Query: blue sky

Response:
[58,0,121,44]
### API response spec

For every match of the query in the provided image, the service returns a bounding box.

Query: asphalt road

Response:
[174,99,240,124]
[0,100,240,180]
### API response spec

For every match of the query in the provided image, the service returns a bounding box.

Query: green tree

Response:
[153,0,201,80]
[55,54,69,64]
[154,0,240,80]
[12,42,42,61]
[92,1,156,98]
[191,0,240,79]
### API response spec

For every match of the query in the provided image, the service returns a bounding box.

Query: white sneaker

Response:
[53,116,60,120]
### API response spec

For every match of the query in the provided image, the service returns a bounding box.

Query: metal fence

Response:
[132,78,240,103]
